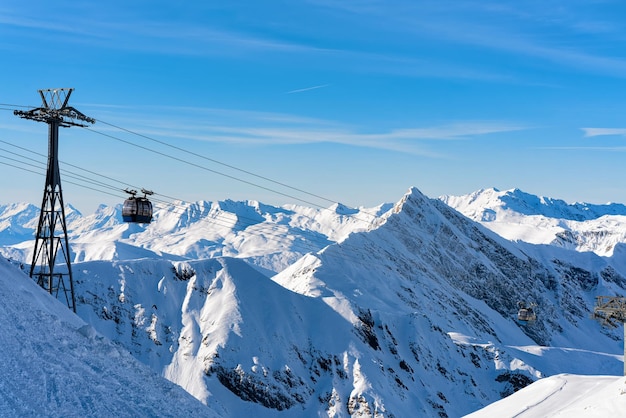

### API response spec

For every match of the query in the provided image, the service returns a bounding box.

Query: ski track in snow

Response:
[511,376,567,418]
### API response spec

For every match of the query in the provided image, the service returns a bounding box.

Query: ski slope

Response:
[465,374,626,417]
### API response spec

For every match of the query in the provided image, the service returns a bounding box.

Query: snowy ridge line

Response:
[144,196,384,249]
[148,199,348,253]
[0,196,382,270]
[0,196,343,264]
[136,201,377,266]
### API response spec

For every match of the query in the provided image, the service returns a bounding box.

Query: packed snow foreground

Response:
[0,257,217,417]
[1,187,626,417]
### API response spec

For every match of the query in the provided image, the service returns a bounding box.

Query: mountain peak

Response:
[392,187,429,212]
[329,202,358,216]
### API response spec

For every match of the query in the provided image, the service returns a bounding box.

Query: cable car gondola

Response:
[517,301,537,322]
[122,188,154,224]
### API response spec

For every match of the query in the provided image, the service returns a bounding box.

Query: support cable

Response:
[0,154,344,259]
[1,103,379,224]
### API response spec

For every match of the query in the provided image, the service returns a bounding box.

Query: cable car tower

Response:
[14,88,95,312]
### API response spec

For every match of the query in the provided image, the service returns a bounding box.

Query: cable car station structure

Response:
[14,88,95,312]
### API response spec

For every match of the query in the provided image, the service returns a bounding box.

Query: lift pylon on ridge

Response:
[14,88,95,312]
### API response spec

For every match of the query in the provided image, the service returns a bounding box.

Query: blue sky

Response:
[1,1,626,213]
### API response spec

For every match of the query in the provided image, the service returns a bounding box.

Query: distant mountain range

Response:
[441,187,626,256]
[1,187,625,417]
[442,187,626,221]
[0,199,389,274]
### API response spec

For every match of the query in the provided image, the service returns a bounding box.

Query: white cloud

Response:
[83,105,525,158]
[582,127,626,137]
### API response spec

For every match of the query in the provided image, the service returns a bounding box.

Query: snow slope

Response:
[0,256,217,417]
[465,374,626,417]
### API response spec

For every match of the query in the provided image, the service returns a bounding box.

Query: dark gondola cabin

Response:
[122,189,154,224]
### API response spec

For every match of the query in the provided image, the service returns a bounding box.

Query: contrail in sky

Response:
[286,84,330,94]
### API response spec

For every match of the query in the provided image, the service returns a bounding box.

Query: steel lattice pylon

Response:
[14,88,95,312]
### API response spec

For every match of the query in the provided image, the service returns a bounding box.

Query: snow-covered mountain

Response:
[441,187,626,256]
[3,199,386,275]
[2,187,626,416]
[0,202,40,245]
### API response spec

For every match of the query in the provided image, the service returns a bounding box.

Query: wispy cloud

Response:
[582,127,626,137]
[0,7,327,57]
[86,105,525,157]
[539,146,626,151]
[310,0,626,78]
[286,84,330,94]
[0,13,90,36]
